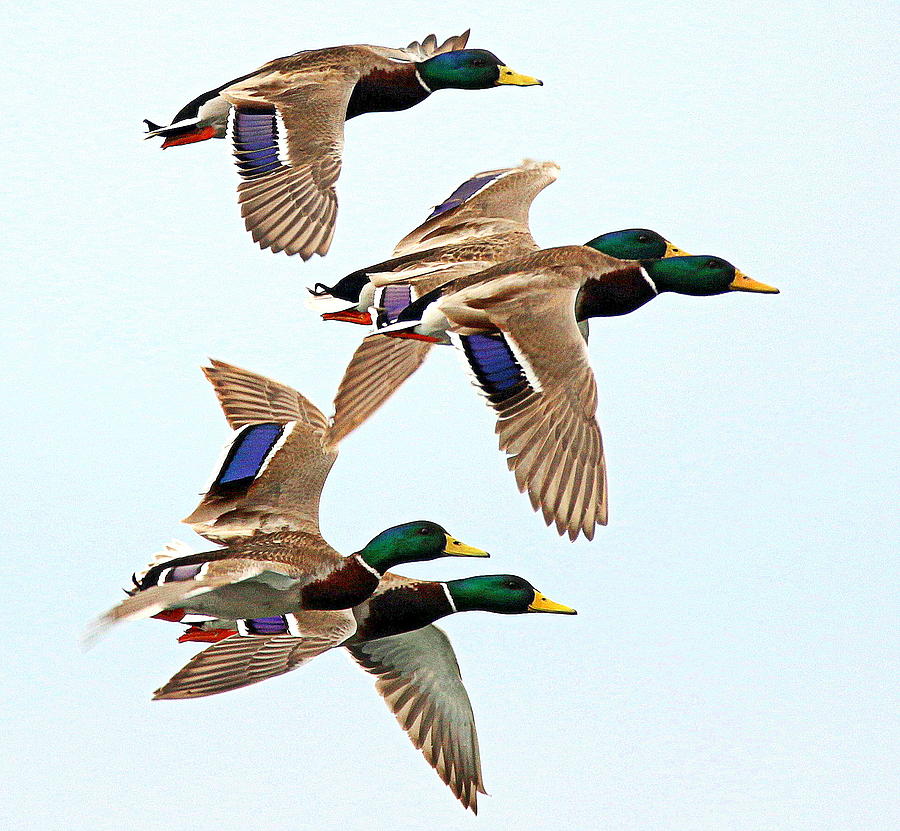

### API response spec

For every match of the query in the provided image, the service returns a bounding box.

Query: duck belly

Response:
[182,575,305,619]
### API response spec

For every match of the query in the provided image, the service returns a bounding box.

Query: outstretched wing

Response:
[184,360,339,542]
[219,32,469,259]
[392,159,558,256]
[222,70,358,259]
[154,609,356,699]
[347,625,486,813]
[329,337,433,445]
[441,249,625,540]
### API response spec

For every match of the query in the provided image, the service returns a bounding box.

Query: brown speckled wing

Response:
[440,249,625,539]
[221,70,358,258]
[329,337,433,445]
[346,625,486,813]
[184,360,338,542]
[202,358,330,431]
[393,159,557,256]
[153,610,356,699]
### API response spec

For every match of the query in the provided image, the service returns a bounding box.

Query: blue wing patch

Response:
[214,423,286,491]
[459,333,534,407]
[426,172,507,220]
[162,564,204,583]
[233,107,283,178]
[376,284,413,324]
[244,616,290,634]
[238,614,300,636]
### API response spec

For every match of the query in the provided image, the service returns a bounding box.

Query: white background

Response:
[4,2,897,829]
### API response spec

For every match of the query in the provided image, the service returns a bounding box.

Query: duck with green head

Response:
[362,236,777,541]
[87,360,491,643]
[153,571,577,813]
[310,167,774,467]
[577,230,778,317]
[143,30,541,259]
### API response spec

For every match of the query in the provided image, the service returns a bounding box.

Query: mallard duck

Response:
[88,360,489,643]
[150,563,576,813]
[143,31,541,259]
[369,249,778,540]
[306,159,559,442]
[304,159,774,539]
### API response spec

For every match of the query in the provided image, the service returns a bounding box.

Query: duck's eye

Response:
[637,235,650,243]
[419,527,431,535]
[505,579,518,588]
[706,259,720,268]
[471,59,488,67]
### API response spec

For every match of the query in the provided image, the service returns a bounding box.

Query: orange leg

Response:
[178,626,238,644]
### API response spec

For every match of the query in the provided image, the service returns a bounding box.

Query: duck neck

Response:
[575,263,659,319]
[300,555,381,610]
[354,581,455,641]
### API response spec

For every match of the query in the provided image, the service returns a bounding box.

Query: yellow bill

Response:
[729,269,780,293]
[496,66,543,86]
[443,535,490,557]
[664,240,693,258]
[528,591,577,614]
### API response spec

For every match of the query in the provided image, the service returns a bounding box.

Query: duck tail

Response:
[303,286,366,319]
[305,269,376,321]
[126,539,196,595]
[314,268,373,303]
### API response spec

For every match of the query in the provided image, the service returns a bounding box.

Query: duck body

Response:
[361,244,777,540]
[88,360,488,641]
[144,43,439,147]
[144,32,542,258]
[129,531,380,618]
[311,232,537,326]
[154,570,575,813]
[173,571,457,644]
[144,48,427,148]
[385,244,662,335]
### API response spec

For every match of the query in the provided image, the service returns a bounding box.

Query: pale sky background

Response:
[3,2,898,829]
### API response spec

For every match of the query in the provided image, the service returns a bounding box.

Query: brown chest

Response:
[300,555,381,610]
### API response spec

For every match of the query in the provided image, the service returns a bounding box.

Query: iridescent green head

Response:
[585,228,689,261]
[359,521,489,573]
[644,255,779,296]
[446,575,577,615]
[418,50,542,91]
